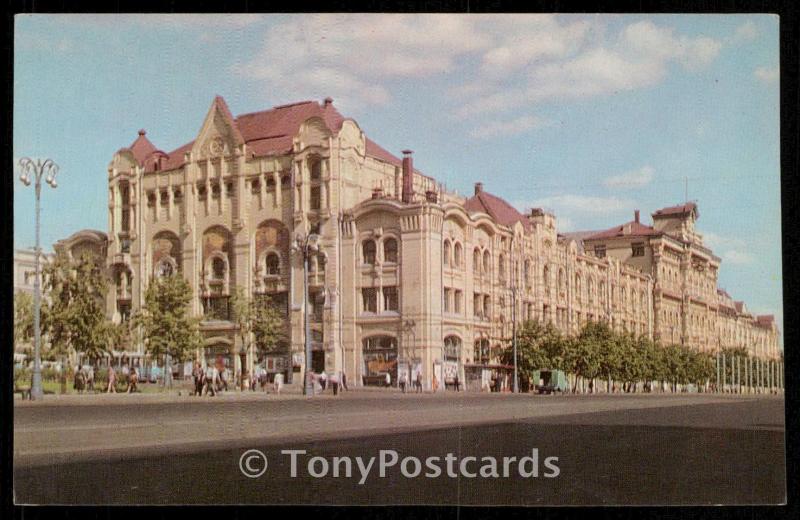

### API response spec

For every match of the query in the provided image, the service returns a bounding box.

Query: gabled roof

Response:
[584,220,660,240]
[137,96,408,174]
[464,190,530,230]
[652,202,698,218]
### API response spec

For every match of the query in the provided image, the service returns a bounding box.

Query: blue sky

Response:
[14,14,782,331]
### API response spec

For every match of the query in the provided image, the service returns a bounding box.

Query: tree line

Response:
[13,251,287,378]
[501,319,757,393]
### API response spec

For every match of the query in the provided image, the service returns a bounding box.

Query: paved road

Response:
[13,393,785,505]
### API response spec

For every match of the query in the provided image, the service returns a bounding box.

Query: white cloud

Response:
[733,20,758,42]
[603,166,655,189]
[454,20,723,120]
[225,15,725,136]
[754,66,779,84]
[234,14,492,108]
[703,232,754,265]
[528,194,635,217]
[471,114,547,139]
[722,250,754,265]
[703,231,746,251]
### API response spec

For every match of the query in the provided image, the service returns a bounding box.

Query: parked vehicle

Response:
[533,369,568,394]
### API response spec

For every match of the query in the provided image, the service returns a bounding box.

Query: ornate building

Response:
[580,204,780,358]
[96,95,779,388]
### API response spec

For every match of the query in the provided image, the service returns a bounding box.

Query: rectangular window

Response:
[632,243,645,257]
[454,290,463,314]
[362,288,377,313]
[474,293,482,318]
[383,286,399,312]
[595,245,606,258]
[443,288,451,313]
[310,186,321,210]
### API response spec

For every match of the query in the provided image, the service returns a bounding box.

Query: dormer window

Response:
[632,242,645,257]
[594,245,606,258]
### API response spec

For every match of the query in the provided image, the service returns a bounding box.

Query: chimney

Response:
[474,182,483,195]
[323,97,333,107]
[138,129,146,136]
[402,150,414,203]
[634,209,640,223]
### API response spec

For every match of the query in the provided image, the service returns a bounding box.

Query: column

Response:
[273,171,281,208]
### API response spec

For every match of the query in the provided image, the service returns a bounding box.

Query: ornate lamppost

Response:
[18,157,60,400]
[292,232,321,396]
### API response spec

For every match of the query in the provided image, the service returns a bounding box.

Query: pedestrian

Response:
[329,372,340,396]
[193,362,203,396]
[384,372,391,388]
[432,374,439,392]
[107,365,117,393]
[74,368,85,394]
[127,367,139,393]
[204,363,217,396]
[86,365,95,392]
[219,368,228,392]
[399,371,407,393]
[341,371,349,391]
[319,371,328,391]
[453,374,460,392]
[415,371,423,393]
[273,372,284,394]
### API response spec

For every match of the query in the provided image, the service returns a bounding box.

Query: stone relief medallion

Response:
[209,137,224,157]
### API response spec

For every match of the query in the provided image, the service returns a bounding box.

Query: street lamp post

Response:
[18,157,60,401]
[292,233,320,396]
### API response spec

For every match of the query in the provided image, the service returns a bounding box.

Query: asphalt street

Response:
[13,392,786,505]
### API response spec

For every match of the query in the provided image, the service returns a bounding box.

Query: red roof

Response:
[464,190,530,230]
[652,202,698,218]
[757,315,775,325]
[734,301,744,313]
[585,220,659,240]
[136,97,406,173]
[127,130,157,166]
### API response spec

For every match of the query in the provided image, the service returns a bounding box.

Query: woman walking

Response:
[107,365,117,393]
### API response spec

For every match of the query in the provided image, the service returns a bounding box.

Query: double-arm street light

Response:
[18,157,60,401]
[292,232,322,396]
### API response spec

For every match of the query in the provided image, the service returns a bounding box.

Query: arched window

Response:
[557,269,565,298]
[588,277,595,303]
[362,239,377,264]
[498,254,506,281]
[309,157,322,181]
[443,240,451,267]
[599,281,606,304]
[453,242,462,268]
[575,274,582,302]
[384,238,398,263]
[483,250,491,274]
[483,295,491,318]
[444,336,461,361]
[473,248,481,274]
[265,252,280,276]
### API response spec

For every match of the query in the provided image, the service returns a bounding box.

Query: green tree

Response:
[42,251,110,367]
[133,275,203,387]
[501,319,562,391]
[14,292,35,355]
[231,288,287,379]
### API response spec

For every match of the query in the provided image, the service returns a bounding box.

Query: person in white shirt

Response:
[273,372,284,394]
[204,364,217,396]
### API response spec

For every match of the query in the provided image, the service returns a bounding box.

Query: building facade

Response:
[580,204,780,358]
[91,95,778,388]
